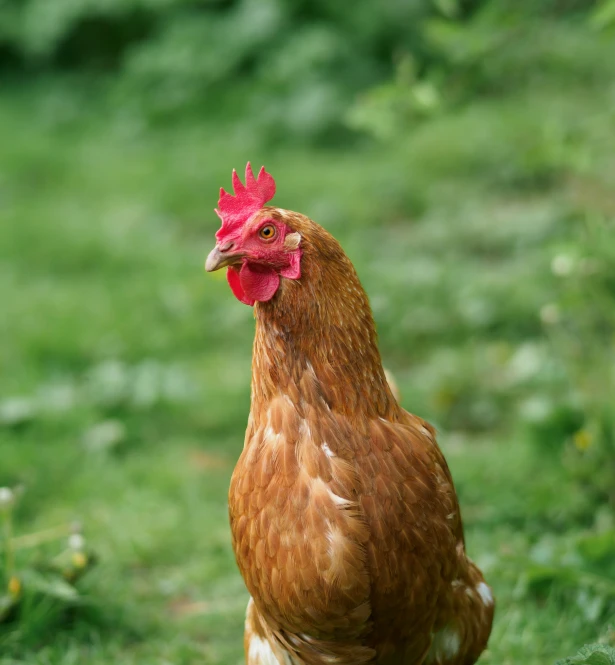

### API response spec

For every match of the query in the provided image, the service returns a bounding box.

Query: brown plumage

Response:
[206,167,494,665]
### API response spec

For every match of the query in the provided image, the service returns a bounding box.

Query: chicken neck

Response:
[250,228,398,422]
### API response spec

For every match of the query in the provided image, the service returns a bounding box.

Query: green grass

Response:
[1,41,615,663]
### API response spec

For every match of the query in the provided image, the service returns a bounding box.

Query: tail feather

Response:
[426,559,494,665]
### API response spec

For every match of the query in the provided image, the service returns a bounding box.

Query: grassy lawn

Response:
[1,49,615,664]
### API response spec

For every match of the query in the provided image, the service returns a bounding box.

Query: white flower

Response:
[68,533,85,551]
[82,419,126,451]
[551,254,575,277]
[507,343,544,383]
[0,398,34,426]
[0,487,15,509]
[519,396,552,423]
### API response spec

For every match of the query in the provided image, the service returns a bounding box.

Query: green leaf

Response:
[556,644,615,665]
[585,654,613,665]
[21,570,79,602]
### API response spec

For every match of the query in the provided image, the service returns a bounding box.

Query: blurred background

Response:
[1,0,614,663]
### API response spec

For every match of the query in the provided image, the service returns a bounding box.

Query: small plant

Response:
[0,486,96,625]
[0,487,19,621]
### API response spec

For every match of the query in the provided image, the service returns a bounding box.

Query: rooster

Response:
[205,165,494,665]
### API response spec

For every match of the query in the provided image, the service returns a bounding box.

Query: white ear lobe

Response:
[283,232,302,250]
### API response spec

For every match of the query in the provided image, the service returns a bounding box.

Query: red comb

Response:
[215,163,276,238]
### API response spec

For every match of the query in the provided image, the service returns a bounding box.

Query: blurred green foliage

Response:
[1,0,615,663]
[1,0,433,137]
[0,0,608,138]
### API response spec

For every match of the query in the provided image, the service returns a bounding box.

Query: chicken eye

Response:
[259,224,276,241]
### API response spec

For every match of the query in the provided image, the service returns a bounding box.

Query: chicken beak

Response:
[205,244,244,272]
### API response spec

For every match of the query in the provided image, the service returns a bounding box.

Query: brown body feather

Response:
[228,208,494,665]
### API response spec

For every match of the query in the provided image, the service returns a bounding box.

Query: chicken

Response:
[205,164,494,665]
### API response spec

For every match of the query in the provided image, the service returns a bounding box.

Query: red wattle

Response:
[227,266,255,306]
[226,263,281,306]
[239,263,280,303]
